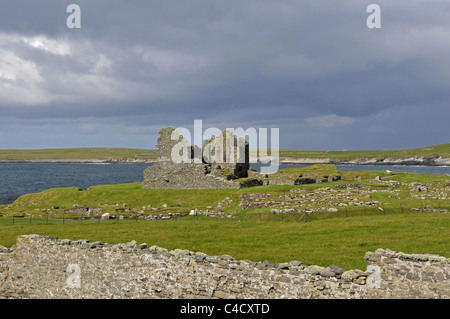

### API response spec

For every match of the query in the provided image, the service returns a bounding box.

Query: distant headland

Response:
[0,143,448,166]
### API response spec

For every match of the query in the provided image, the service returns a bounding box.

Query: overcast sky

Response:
[0,0,449,151]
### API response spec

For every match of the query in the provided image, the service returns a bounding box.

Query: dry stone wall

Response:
[0,235,449,299]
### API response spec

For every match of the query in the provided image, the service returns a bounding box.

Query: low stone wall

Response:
[0,235,449,299]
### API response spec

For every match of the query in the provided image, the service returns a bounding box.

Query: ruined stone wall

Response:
[0,235,448,299]
[202,129,250,179]
[143,163,241,189]
[142,127,255,190]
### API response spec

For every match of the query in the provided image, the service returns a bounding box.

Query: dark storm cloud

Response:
[0,0,449,149]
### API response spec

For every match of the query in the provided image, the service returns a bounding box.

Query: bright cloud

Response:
[0,48,50,105]
[21,35,72,56]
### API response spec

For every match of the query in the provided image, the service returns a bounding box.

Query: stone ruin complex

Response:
[142,127,263,189]
[142,127,347,190]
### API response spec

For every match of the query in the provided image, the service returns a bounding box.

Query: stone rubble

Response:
[239,185,387,213]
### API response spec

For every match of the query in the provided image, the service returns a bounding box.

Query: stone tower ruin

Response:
[142,127,261,189]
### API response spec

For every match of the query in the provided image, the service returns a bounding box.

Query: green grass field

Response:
[0,214,448,270]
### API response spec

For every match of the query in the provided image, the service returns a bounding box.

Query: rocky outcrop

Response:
[0,235,448,299]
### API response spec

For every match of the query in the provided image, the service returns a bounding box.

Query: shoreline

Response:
[0,158,449,167]
[278,155,450,167]
[0,159,156,164]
